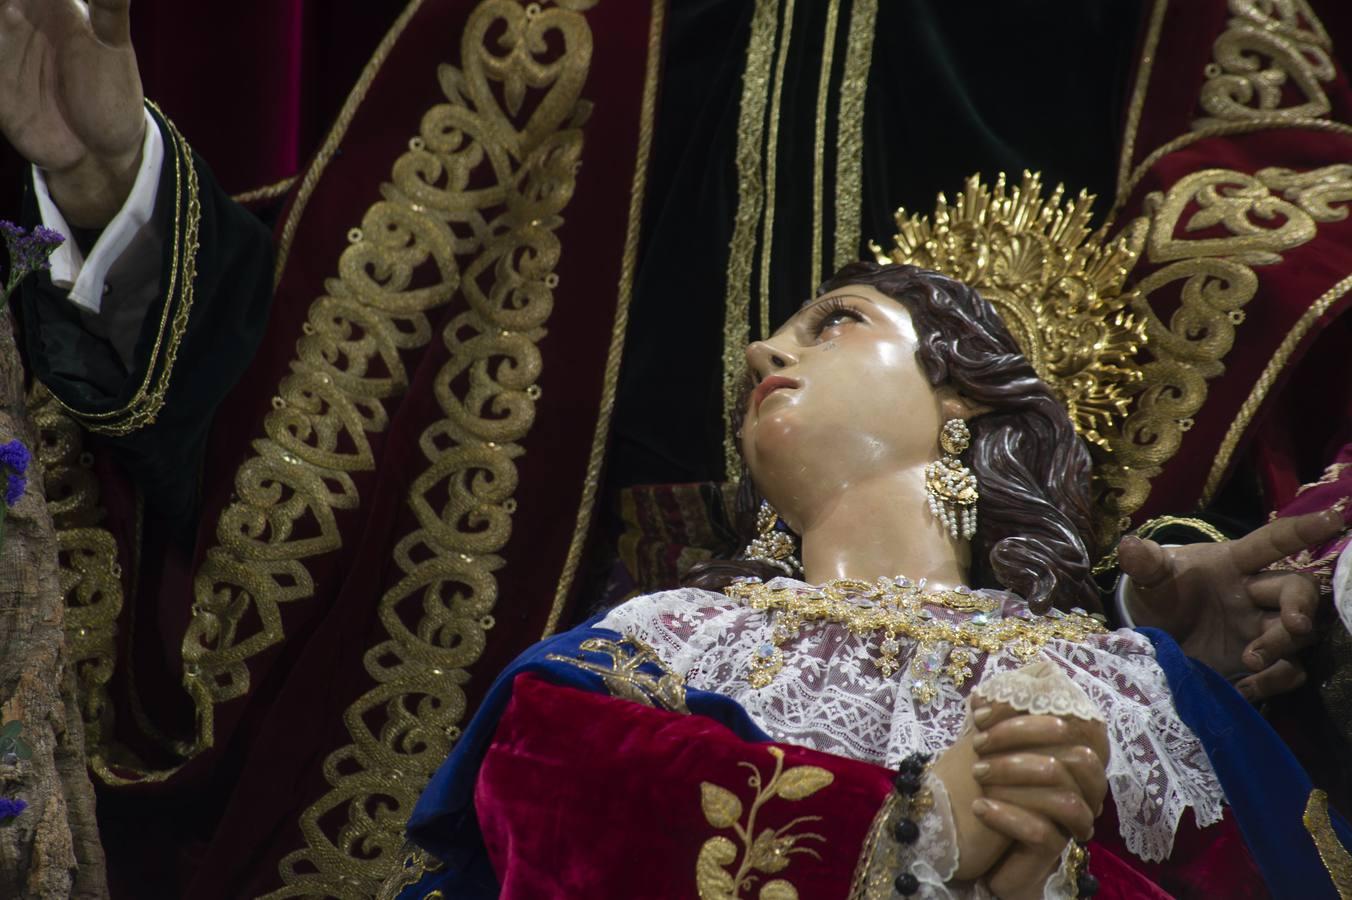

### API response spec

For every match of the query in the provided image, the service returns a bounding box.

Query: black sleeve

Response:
[16,104,274,536]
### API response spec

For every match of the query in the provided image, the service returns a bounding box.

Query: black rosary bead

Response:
[893,871,920,895]
[897,752,930,775]
[893,771,922,795]
[1077,871,1100,897]
[892,817,920,844]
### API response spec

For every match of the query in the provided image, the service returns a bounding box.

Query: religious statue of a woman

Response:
[390,263,1352,899]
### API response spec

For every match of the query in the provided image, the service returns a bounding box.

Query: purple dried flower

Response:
[0,441,28,508]
[0,797,25,820]
[2,220,65,299]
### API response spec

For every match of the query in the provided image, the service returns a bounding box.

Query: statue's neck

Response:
[795,466,969,588]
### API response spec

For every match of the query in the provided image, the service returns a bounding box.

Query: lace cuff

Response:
[971,660,1103,722]
[1040,841,1080,900]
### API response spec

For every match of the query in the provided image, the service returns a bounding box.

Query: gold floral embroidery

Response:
[1304,789,1352,899]
[696,746,831,900]
[1196,0,1335,129]
[546,637,689,712]
[264,1,612,895]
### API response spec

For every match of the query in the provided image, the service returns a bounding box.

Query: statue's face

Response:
[740,283,949,530]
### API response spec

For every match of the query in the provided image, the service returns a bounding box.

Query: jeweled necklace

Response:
[722,576,1107,702]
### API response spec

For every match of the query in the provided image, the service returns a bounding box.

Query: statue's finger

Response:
[972,798,1068,855]
[1228,508,1345,574]
[1242,616,1318,673]
[1116,534,1173,589]
[87,0,131,46]
[1245,572,1319,633]
[1234,659,1306,702]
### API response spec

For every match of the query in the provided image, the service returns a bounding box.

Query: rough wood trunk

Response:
[0,316,108,898]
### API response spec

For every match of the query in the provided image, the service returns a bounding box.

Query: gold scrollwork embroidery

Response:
[1196,0,1335,129]
[1097,164,1352,536]
[697,745,831,900]
[28,385,125,771]
[1304,789,1352,899]
[546,637,690,712]
[263,2,601,896]
[375,844,445,900]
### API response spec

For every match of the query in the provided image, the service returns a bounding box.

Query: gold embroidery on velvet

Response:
[1304,789,1352,898]
[1203,271,1352,503]
[847,794,902,900]
[546,636,690,712]
[758,0,796,344]
[833,0,877,272]
[1196,0,1335,129]
[543,0,666,637]
[231,176,298,206]
[375,845,444,900]
[273,0,427,285]
[810,0,842,292]
[1115,0,1169,203]
[722,0,782,479]
[696,745,831,900]
[53,106,201,436]
[263,2,598,895]
[29,385,123,765]
[1100,166,1352,531]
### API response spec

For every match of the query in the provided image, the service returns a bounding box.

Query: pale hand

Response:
[0,0,144,227]
[1118,508,1345,701]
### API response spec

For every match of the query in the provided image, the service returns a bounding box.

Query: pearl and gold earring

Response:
[924,419,978,540]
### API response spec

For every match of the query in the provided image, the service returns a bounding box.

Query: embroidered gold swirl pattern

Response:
[28,385,123,765]
[1196,0,1335,128]
[264,2,596,896]
[546,637,690,711]
[1095,164,1352,535]
[696,745,831,900]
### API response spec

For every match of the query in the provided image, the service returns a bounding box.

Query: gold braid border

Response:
[1304,789,1352,899]
[832,0,877,273]
[263,1,603,895]
[48,105,200,437]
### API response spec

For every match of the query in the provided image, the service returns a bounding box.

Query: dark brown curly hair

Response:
[685,262,1100,615]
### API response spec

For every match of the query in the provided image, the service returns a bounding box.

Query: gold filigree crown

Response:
[870,172,1148,451]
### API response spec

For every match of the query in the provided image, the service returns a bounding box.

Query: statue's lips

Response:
[752,375,799,413]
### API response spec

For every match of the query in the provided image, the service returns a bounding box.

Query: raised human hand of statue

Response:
[0,0,144,228]
[1118,508,1345,700]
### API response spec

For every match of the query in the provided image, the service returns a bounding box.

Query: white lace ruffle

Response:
[971,660,1103,723]
[906,774,968,900]
[598,581,1224,864]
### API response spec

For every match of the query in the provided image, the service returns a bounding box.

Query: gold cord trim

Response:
[265,2,599,894]
[833,0,876,271]
[1114,0,1169,203]
[543,0,666,638]
[54,106,201,436]
[1202,272,1352,504]
[231,175,298,205]
[1304,788,1352,899]
[1112,118,1352,219]
[758,0,796,344]
[810,0,842,291]
[272,0,426,287]
[722,0,781,479]
[1093,515,1229,574]
[848,793,902,900]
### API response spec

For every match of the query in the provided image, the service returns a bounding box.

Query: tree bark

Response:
[0,316,108,898]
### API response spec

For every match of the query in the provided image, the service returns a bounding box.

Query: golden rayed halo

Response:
[870,171,1149,452]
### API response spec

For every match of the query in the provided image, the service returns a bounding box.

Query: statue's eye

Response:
[807,298,862,338]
